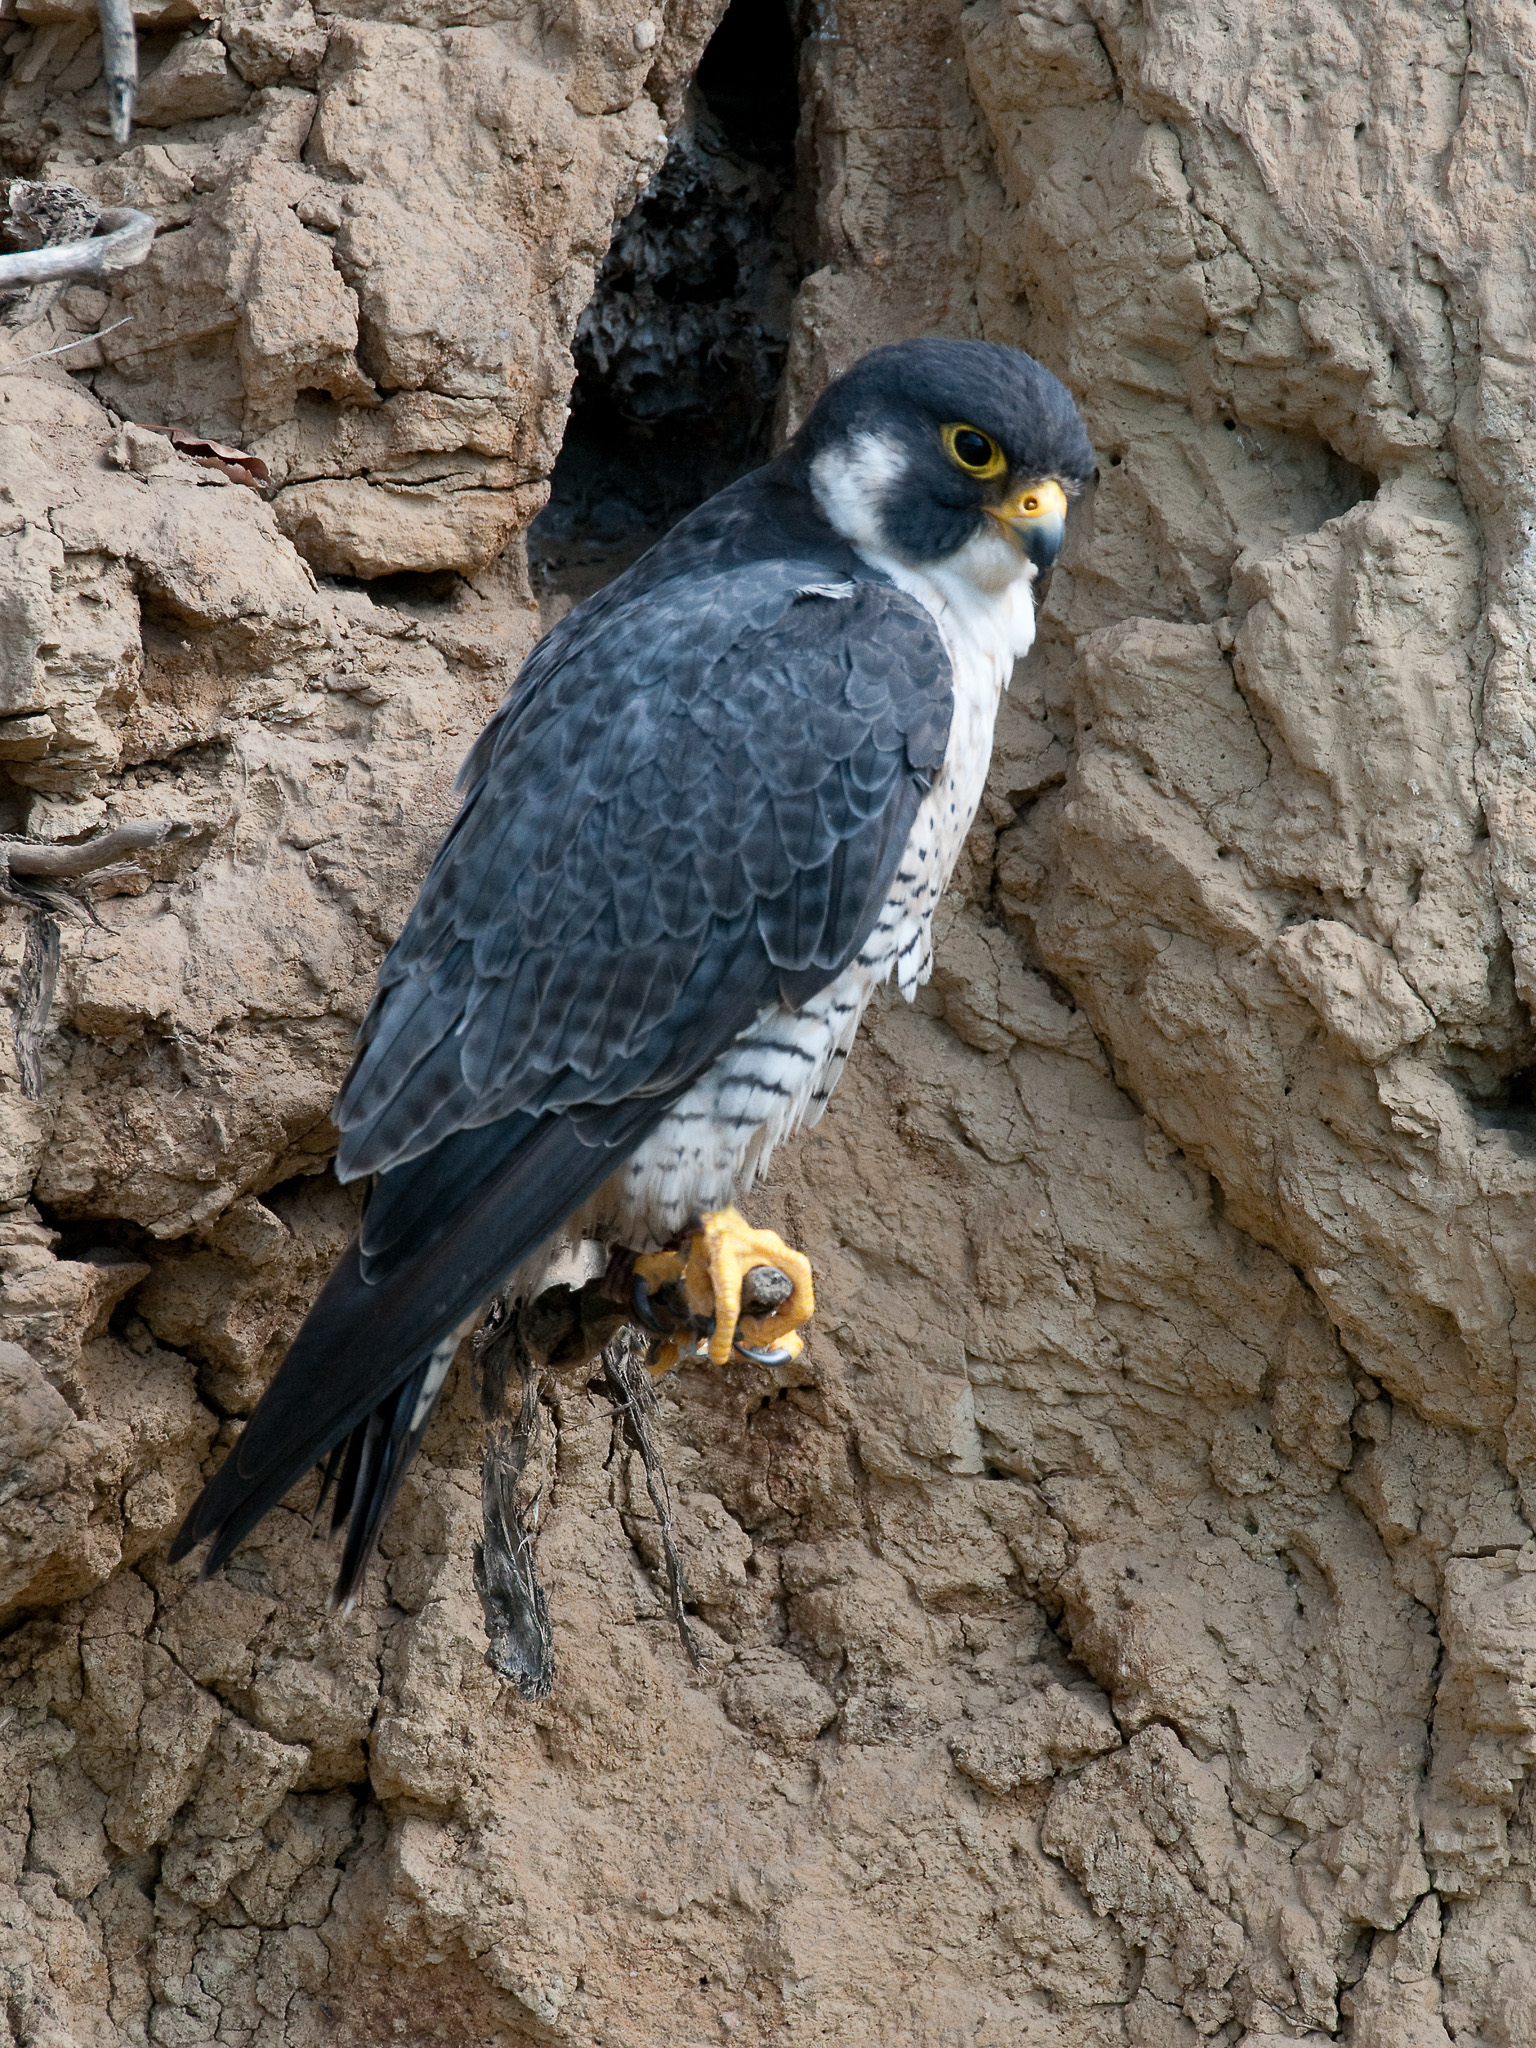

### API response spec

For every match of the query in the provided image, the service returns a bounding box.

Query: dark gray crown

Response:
[789,339,1094,566]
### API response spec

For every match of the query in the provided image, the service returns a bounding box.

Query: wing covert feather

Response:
[335,561,952,1181]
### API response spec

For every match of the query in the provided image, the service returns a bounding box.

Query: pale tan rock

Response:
[273,473,542,578]
[1344,1895,1454,2048]
[159,1712,310,1904]
[1272,918,1435,1065]
[0,1339,73,1469]
[218,0,326,86]
[104,1644,222,1854]
[719,1648,836,1747]
[0,525,62,715]
[132,31,249,125]
[950,1682,1119,1795]
[5,0,1536,2034]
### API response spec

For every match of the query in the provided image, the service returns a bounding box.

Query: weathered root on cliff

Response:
[471,1272,663,1696]
[603,1325,701,1670]
[2,821,191,1100]
[13,913,58,1103]
[473,1305,557,1700]
[471,1270,712,1685]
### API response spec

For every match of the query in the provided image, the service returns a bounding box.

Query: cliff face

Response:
[2,0,1536,2042]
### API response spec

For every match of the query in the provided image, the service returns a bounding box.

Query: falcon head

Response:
[795,339,1095,587]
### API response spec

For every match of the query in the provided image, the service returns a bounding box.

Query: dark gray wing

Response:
[334,556,952,1188]
[173,549,952,1601]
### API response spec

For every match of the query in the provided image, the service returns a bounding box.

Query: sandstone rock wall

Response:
[3,0,1536,2042]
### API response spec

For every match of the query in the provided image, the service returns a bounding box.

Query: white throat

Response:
[808,428,1040,676]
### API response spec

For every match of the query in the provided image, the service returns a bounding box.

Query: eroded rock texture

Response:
[3,0,1536,2041]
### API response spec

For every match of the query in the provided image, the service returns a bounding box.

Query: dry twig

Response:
[1,316,132,371]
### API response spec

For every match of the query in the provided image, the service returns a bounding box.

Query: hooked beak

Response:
[988,476,1069,572]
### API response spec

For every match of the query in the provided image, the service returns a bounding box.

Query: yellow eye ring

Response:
[942,422,1007,480]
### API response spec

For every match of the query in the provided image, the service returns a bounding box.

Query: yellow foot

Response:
[683,1207,815,1367]
[633,1246,688,1293]
[633,1213,816,1373]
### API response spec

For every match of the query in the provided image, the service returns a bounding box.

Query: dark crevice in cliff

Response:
[528,0,803,618]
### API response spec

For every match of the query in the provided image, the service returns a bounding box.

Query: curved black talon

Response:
[633,1271,718,1354]
[631,1273,668,1332]
[733,1340,796,1368]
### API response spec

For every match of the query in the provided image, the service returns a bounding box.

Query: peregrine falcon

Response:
[173,338,1094,1605]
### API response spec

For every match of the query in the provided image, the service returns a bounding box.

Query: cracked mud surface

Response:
[4,0,1536,2041]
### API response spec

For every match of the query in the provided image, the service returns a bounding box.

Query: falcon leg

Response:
[632,1210,816,1374]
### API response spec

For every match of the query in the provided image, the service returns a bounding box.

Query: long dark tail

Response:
[311,1337,456,1608]
[170,1104,661,1603]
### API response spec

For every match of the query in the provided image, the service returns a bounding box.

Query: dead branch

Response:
[0,206,153,292]
[1,316,132,371]
[97,0,138,145]
[3,819,191,879]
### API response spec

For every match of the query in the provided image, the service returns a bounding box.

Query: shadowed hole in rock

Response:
[1468,1059,1536,1147]
[527,0,803,624]
[1218,417,1377,526]
[360,568,462,608]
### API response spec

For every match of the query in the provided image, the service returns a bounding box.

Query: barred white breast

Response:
[603,520,1039,1247]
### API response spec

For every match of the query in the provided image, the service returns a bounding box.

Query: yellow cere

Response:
[1002,477,1068,522]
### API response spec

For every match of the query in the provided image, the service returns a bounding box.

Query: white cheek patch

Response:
[809,431,908,555]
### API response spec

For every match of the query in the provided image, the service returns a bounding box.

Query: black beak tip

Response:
[1024,519,1066,573]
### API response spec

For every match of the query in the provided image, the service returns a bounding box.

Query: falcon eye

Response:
[943,423,1007,479]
